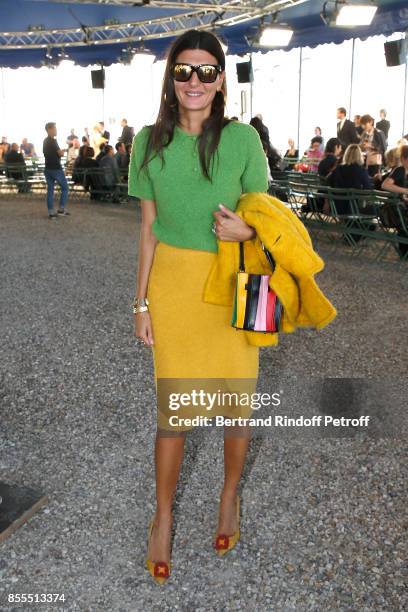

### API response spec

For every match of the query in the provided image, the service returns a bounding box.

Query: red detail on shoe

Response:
[215,534,229,550]
[154,562,169,578]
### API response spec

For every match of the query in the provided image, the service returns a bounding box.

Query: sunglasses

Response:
[170,63,223,84]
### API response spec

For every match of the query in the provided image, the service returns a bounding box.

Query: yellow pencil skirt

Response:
[146,242,259,432]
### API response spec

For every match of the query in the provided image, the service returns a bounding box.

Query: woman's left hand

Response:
[213,204,256,242]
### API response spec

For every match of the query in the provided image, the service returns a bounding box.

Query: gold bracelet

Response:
[133,305,149,314]
[133,297,149,307]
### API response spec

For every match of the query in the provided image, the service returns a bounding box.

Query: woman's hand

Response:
[213,204,256,242]
[135,311,154,346]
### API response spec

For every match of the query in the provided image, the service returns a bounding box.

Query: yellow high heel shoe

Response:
[145,518,172,585]
[214,495,240,557]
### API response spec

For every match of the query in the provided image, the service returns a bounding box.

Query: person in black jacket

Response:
[95,143,107,164]
[336,107,360,150]
[4,143,28,191]
[381,145,408,258]
[328,144,372,208]
[250,116,281,174]
[284,138,299,168]
[318,138,342,179]
[354,115,364,138]
[376,109,390,144]
[72,145,101,197]
[4,143,25,173]
[99,121,110,143]
[119,118,135,146]
[254,113,270,145]
[328,144,376,243]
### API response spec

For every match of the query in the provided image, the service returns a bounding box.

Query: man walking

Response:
[43,122,69,219]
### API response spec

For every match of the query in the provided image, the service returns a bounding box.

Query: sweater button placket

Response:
[193,143,198,171]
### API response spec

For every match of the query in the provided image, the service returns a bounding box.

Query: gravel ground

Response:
[0,195,407,612]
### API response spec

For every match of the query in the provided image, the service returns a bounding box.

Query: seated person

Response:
[95,142,107,164]
[299,138,342,214]
[318,138,342,179]
[382,146,408,196]
[115,142,129,172]
[305,137,324,172]
[125,143,132,167]
[328,143,373,221]
[284,138,299,168]
[0,138,10,163]
[99,145,120,183]
[78,139,89,160]
[329,144,372,192]
[72,146,99,191]
[99,145,121,201]
[375,148,400,189]
[66,138,80,173]
[4,143,26,185]
[20,138,35,157]
[381,145,408,258]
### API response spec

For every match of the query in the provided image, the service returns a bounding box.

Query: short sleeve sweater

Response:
[128,121,269,253]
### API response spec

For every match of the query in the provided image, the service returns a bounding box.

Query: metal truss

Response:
[0,0,309,50]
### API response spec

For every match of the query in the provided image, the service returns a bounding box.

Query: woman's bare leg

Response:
[217,426,251,535]
[148,433,186,563]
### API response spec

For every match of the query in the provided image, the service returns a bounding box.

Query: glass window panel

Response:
[298,40,353,156]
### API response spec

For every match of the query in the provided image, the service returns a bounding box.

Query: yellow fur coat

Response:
[203,192,337,346]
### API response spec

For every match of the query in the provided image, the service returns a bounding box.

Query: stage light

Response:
[258,26,293,47]
[336,4,378,26]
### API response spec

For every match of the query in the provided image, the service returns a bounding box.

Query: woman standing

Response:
[314,127,324,152]
[128,30,269,584]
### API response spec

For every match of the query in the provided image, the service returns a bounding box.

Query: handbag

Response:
[231,241,283,333]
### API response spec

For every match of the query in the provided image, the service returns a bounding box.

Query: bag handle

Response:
[239,241,276,273]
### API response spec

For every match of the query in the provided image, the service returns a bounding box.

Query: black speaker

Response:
[384,40,407,67]
[91,68,105,89]
[236,61,253,83]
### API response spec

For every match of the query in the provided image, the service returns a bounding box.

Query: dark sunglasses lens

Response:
[172,64,192,81]
[197,65,219,83]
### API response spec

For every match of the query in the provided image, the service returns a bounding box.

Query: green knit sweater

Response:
[128,121,269,252]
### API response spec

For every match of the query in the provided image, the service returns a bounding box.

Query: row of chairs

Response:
[269,175,408,262]
[0,164,130,204]
[70,166,129,203]
[2,163,407,260]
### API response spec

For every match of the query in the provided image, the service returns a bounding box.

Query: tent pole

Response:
[297,47,302,153]
[250,51,253,119]
[349,38,355,117]
[0,68,5,127]
[100,61,105,124]
[403,36,408,137]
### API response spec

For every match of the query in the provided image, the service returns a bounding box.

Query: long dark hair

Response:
[139,29,230,181]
